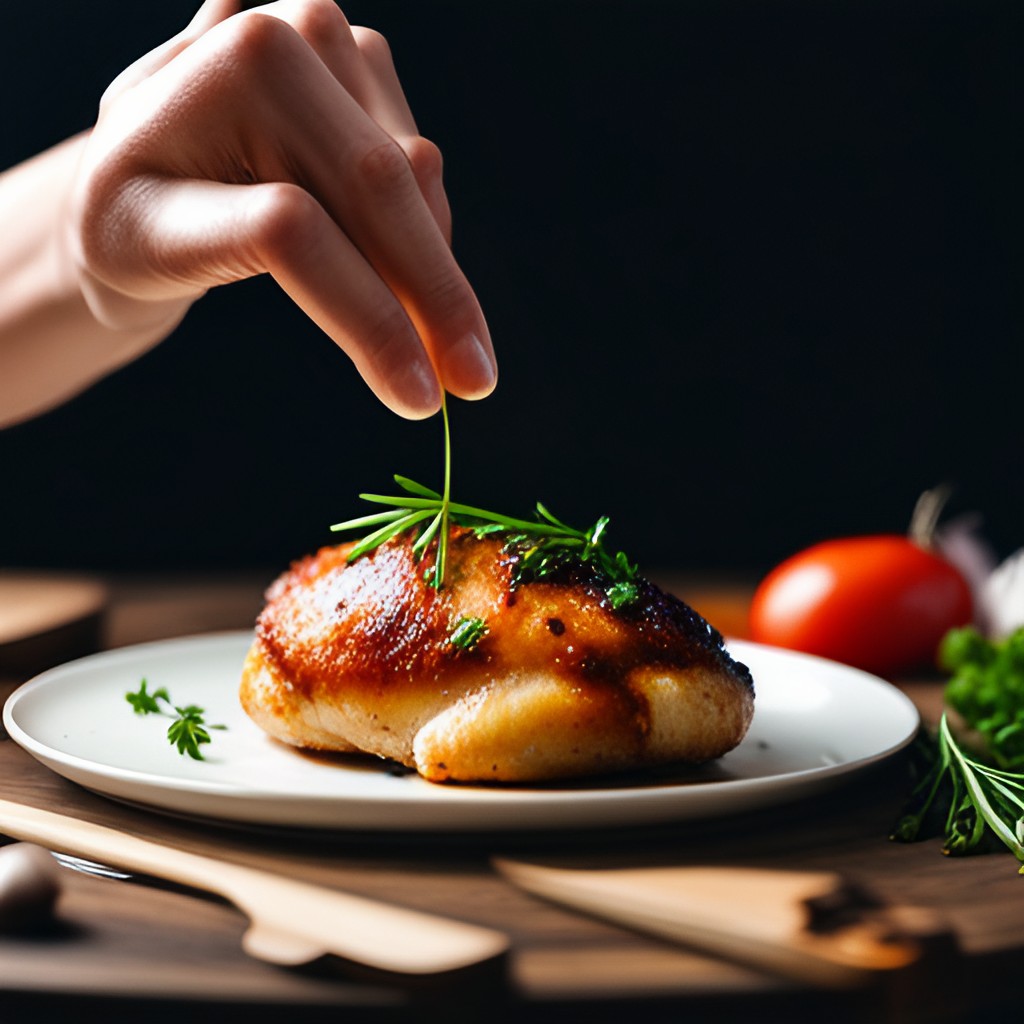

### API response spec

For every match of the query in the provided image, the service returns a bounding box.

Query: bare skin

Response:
[0,0,495,427]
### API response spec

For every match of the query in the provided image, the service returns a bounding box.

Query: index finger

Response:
[168,13,496,403]
[227,13,495,399]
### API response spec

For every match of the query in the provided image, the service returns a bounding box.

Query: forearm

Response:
[0,134,184,428]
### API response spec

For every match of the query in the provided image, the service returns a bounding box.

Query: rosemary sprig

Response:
[891,713,1024,871]
[126,679,226,761]
[329,397,638,604]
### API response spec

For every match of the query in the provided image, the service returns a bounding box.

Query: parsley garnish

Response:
[126,678,169,715]
[125,679,226,761]
[329,396,638,605]
[941,626,1024,768]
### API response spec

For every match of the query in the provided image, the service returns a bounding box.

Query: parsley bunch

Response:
[126,679,226,760]
[941,626,1024,768]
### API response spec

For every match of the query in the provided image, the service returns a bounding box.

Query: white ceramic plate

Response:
[3,632,918,832]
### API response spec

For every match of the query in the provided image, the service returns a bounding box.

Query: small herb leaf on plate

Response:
[125,681,226,761]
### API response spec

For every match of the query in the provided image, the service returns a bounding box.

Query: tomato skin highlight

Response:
[749,535,973,676]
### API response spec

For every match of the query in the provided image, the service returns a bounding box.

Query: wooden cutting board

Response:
[0,572,107,674]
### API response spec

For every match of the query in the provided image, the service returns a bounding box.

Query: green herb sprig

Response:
[891,714,1024,871]
[891,625,1024,872]
[328,395,638,605]
[126,679,226,761]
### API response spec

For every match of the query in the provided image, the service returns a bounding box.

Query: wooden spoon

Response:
[0,797,507,973]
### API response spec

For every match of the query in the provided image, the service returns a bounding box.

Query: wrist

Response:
[73,263,195,337]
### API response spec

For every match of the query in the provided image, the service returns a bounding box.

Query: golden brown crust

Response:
[240,530,754,782]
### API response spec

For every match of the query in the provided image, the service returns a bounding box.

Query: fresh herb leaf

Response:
[166,704,225,761]
[606,581,640,609]
[449,616,489,651]
[891,713,1024,872]
[125,681,225,761]
[394,475,441,499]
[126,678,170,715]
[940,626,1024,768]
[892,626,1024,871]
[329,395,638,605]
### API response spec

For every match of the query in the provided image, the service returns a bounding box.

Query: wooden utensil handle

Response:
[494,859,949,988]
[0,797,507,973]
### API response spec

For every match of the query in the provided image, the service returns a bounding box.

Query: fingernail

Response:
[444,331,497,398]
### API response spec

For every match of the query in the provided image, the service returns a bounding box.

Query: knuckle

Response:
[404,136,444,186]
[289,0,352,51]
[421,270,471,325]
[248,182,323,260]
[365,305,418,363]
[352,26,393,66]
[354,139,415,198]
[217,11,302,71]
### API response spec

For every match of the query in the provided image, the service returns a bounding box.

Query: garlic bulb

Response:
[981,549,1024,640]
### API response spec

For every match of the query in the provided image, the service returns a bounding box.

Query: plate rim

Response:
[3,631,920,830]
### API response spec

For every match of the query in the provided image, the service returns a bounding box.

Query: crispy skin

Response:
[240,530,754,782]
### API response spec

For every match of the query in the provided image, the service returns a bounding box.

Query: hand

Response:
[67,0,495,418]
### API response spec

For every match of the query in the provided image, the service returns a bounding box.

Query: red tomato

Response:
[749,535,973,676]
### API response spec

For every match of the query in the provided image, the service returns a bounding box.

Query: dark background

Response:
[0,0,1019,577]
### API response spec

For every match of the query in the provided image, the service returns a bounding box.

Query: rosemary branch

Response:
[328,397,638,604]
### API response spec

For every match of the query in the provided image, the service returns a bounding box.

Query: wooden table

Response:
[1,572,1020,1023]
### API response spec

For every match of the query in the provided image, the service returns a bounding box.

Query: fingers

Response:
[128,176,442,416]
[351,26,453,241]
[255,2,414,139]
[246,183,445,416]
[256,1,452,240]
[190,12,494,403]
[80,2,496,415]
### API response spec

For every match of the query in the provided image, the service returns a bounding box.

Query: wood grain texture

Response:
[0,575,1022,1023]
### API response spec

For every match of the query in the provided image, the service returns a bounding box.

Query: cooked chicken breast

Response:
[240,529,754,782]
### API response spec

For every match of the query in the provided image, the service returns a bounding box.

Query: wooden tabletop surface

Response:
[0,571,1020,1023]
